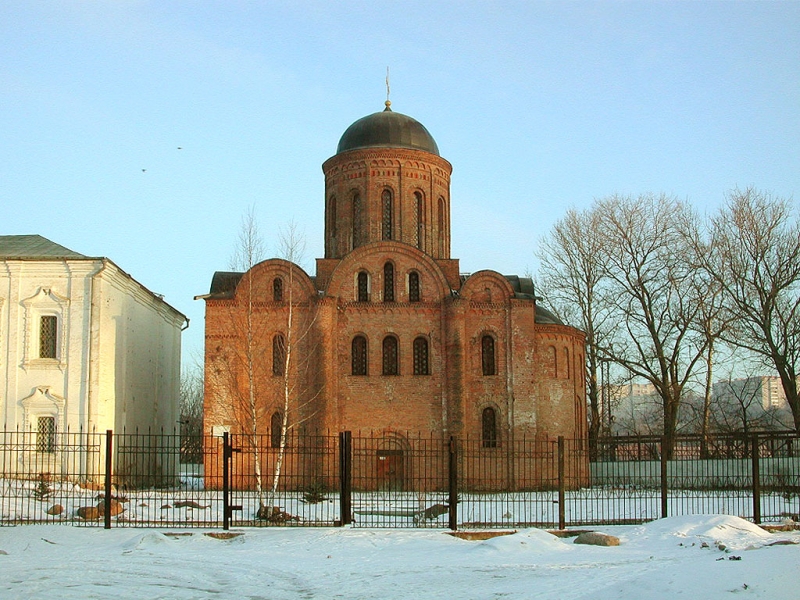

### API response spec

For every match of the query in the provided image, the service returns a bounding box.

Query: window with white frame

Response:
[37,416,56,453]
[22,288,68,368]
[39,315,58,359]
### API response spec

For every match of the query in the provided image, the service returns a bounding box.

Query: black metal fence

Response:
[1,428,798,530]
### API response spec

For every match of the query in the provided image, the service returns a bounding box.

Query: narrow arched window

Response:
[414,191,424,249]
[382,336,399,376]
[482,407,498,448]
[481,335,496,376]
[550,346,558,378]
[408,271,420,302]
[271,412,283,449]
[382,188,393,240]
[273,277,283,302]
[413,337,429,375]
[384,262,394,302]
[357,271,369,302]
[437,197,446,256]
[352,336,368,376]
[40,315,58,359]
[272,334,286,376]
[328,195,337,237]
[352,192,363,249]
[564,348,570,379]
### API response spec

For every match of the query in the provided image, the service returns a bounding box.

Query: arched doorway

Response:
[376,434,408,491]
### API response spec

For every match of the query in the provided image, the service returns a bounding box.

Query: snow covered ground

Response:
[1,515,797,599]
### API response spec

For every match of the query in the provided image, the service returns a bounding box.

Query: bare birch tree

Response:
[227,206,270,509]
[704,188,800,433]
[267,220,317,510]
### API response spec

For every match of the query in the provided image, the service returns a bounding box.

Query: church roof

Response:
[504,275,565,325]
[0,235,89,259]
[336,102,440,156]
[207,271,244,298]
[204,270,319,300]
[534,304,564,326]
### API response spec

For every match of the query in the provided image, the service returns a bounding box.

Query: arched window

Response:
[273,277,283,302]
[382,188,393,240]
[352,192,363,249]
[382,336,399,376]
[482,407,498,448]
[384,262,394,302]
[481,335,496,376]
[564,348,570,379]
[437,197,446,256]
[272,334,286,376]
[550,346,558,378]
[39,315,58,359]
[352,336,368,376]
[328,195,337,237]
[271,412,283,449]
[357,271,369,302]
[408,271,420,302]
[413,337,429,375]
[414,191,424,249]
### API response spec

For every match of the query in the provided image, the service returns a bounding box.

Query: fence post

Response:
[222,432,231,530]
[222,432,243,530]
[339,431,352,526]
[557,436,566,530]
[448,436,458,531]
[660,436,668,519]
[751,433,761,525]
[104,430,113,530]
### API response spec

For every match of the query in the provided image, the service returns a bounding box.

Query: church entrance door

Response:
[376,449,404,491]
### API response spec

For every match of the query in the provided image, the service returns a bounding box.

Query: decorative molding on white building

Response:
[20,385,66,431]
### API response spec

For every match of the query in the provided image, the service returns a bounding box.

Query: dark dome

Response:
[337,102,439,156]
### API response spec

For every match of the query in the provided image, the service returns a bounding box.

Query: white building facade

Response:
[0,236,187,448]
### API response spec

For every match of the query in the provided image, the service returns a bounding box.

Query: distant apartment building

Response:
[712,376,794,430]
[606,382,659,435]
[605,376,794,435]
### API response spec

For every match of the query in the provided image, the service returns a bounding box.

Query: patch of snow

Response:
[0,516,797,599]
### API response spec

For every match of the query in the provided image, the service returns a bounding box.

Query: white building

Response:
[0,235,187,452]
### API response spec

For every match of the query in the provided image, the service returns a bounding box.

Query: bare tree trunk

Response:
[587,358,602,461]
[700,340,714,459]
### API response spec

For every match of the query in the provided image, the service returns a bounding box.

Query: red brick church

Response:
[201,101,587,488]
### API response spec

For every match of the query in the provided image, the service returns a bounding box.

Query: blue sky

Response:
[1,1,798,366]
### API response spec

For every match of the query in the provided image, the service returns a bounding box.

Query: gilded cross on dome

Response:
[385,67,391,111]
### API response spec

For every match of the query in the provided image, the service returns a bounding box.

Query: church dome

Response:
[336,102,439,156]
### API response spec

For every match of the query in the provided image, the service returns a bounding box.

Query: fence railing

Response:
[1,429,797,530]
